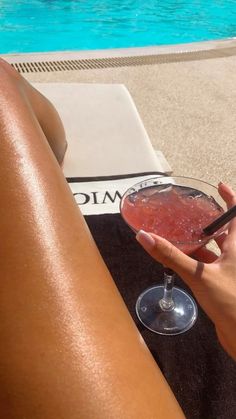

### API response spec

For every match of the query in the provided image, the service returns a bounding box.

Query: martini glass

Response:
[120,176,226,335]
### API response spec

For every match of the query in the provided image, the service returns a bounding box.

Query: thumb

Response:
[136,230,200,283]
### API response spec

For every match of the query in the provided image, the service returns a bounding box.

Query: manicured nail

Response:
[136,230,155,251]
[218,181,234,193]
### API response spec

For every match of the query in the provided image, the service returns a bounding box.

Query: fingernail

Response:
[136,230,155,251]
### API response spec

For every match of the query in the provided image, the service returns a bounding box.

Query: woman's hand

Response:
[136,182,236,360]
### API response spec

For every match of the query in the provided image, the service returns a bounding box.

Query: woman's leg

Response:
[0,62,184,419]
[0,58,67,164]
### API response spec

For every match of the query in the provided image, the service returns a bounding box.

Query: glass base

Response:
[136,286,198,335]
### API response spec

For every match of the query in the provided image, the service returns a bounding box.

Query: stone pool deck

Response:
[3,39,236,189]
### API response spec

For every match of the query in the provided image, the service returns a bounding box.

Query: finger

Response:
[218,183,236,237]
[215,232,228,251]
[136,230,199,282]
[193,246,218,263]
[218,182,236,209]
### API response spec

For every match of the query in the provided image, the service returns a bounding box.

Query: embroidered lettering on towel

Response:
[68,174,162,215]
[73,190,122,206]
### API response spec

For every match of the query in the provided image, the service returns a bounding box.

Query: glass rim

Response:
[120,175,225,246]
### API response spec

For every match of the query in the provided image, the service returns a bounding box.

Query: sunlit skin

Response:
[0,57,67,165]
[0,59,184,418]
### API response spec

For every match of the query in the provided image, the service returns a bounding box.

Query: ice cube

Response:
[156,184,173,194]
[177,185,204,200]
[128,192,138,204]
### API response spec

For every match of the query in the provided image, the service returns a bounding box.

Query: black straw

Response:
[203,205,236,236]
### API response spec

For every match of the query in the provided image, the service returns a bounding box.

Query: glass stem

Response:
[159,268,175,311]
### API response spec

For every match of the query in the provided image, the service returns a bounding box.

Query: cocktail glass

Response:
[120,176,226,335]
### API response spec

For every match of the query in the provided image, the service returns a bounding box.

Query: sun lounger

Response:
[32,82,236,419]
[33,83,172,214]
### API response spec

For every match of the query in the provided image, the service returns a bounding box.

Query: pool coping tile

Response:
[2,38,236,64]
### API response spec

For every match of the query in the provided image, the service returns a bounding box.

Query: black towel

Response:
[86,213,236,419]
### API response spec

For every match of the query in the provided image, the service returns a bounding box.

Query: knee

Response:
[0,59,23,97]
[0,59,27,109]
[0,58,20,80]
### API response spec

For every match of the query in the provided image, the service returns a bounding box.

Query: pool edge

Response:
[2,38,236,64]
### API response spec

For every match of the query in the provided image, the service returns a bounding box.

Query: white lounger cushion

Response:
[33,83,171,178]
[33,83,172,214]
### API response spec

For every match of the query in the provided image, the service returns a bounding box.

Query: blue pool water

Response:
[1,0,236,54]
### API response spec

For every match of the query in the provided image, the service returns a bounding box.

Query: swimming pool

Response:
[1,0,236,54]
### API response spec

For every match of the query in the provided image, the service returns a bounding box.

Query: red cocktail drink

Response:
[120,176,226,336]
[122,184,224,254]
